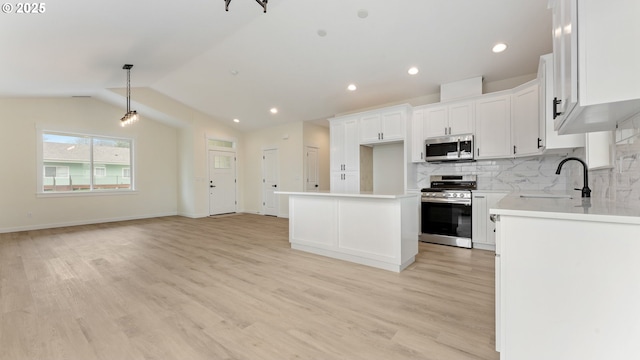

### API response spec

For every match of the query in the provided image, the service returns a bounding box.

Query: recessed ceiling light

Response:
[317,29,327,37]
[270,107,278,114]
[492,43,508,53]
[230,69,239,76]
[357,9,368,19]
[408,67,419,75]
[233,118,240,123]
[347,84,357,91]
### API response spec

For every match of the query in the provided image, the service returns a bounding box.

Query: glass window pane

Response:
[93,137,131,190]
[43,133,90,192]
[208,139,234,148]
[214,155,231,169]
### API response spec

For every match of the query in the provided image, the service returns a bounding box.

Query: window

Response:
[40,131,133,193]
[208,139,234,149]
[214,155,231,169]
[94,166,106,177]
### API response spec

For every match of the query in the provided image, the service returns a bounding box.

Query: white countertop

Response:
[274,190,419,199]
[491,192,640,225]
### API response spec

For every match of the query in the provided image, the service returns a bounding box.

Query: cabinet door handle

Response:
[381,132,383,140]
[475,195,485,199]
[449,127,452,135]
[421,152,423,159]
[513,145,517,154]
[553,97,562,119]
[538,138,543,149]
[477,148,480,156]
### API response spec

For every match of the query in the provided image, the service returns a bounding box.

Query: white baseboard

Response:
[472,242,496,251]
[0,211,178,234]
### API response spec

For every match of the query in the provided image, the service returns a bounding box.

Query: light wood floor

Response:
[0,214,498,360]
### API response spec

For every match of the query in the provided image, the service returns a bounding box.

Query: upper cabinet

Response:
[538,54,585,150]
[475,93,511,159]
[329,117,360,193]
[511,80,542,157]
[411,109,425,162]
[359,105,408,144]
[549,0,640,134]
[423,100,474,138]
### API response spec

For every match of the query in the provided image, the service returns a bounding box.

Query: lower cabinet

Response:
[494,212,640,359]
[472,191,507,250]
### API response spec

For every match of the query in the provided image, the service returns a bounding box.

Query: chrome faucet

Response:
[555,157,591,198]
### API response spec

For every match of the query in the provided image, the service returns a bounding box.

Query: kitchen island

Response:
[275,191,419,272]
[491,193,640,360]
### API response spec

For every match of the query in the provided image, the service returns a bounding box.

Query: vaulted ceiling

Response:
[0,0,552,131]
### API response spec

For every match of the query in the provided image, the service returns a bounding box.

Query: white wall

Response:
[373,143,404,194]
[116,88,244,218]
[0,97,178,232]
[243,122,304,216]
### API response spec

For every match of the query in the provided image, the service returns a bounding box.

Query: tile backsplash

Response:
[417,154,572,191]
[572,123,640,207]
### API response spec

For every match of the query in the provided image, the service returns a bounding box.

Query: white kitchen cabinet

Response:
[475,92,512,159]
[359,105,407,144]
[492,197,640,360]
[471,191,507,250]
[537,54,585,151]
[423,100,474,138]
[330,116,359,192]
[511,81,542,157]
[550,0,640,134]
[330,171,359,193]
[410,109,425,162]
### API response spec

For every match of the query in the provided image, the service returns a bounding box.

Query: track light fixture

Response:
[225,0,267,13]
[120,64,139,127]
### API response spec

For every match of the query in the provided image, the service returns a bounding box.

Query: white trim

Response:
[0,211,177,234]
[37,190,138,198]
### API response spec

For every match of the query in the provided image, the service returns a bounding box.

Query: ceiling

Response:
[0,0,553,131]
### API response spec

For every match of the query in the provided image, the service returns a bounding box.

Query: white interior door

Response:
[209,150,236,215]
[305,146,319,192]
[262,148,279,216]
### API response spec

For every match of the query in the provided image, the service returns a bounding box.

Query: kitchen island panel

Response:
[280,191,419,272]
[290,196,337,249]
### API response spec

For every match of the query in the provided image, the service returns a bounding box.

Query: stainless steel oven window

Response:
[421,201,472,239]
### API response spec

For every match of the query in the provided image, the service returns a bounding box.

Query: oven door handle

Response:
[422,198,471,205]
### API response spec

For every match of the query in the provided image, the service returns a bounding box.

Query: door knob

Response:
[315,184,319,188]
[272,184,277,188]
[210,185,216,188]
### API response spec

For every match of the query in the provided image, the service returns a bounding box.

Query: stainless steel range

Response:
[420,175,477,248]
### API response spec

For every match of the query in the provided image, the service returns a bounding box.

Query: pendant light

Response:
[120,64,139,127]
[225,0,268,13]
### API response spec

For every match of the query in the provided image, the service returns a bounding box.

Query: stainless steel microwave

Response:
[424,134,474,162]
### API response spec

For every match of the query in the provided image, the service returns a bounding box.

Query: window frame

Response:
[37,128,136,197]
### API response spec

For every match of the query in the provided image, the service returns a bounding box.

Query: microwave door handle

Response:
[457,139,461,159]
